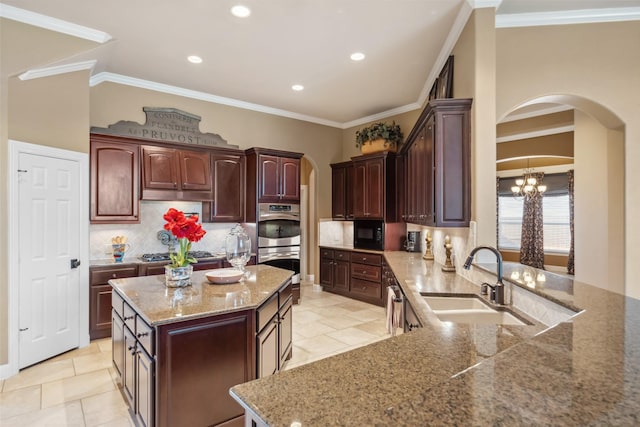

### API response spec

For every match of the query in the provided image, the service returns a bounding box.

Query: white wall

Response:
[573,111,624,293]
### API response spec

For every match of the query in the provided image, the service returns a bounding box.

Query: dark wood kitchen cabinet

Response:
[320,247,384,306]
[202,152,245,223]
[256,280,293,378]
[246,148,303,206]
[141,146,212,201]
[111,291,154,427]
[351,152,397,221]
[401,98,472,227]
[111,269,292,427]
[113,292,253,427]
[319,248,350,293]
[90,135,140,223]
[331,161,354,220]
[350,251,383,305]
[89,264,138,340]
[245,148,304,221]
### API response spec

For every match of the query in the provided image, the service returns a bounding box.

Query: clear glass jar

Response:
[225,224,251,277]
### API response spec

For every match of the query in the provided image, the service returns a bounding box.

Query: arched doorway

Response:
[300,155,319,283]
[497,95,625,295]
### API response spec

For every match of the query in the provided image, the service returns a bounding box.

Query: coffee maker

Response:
[404,231,421,252]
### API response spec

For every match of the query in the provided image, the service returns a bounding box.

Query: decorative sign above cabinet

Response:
[90,107,239,148]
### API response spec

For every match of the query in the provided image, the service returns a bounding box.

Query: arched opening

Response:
[496,95,625,295]
[300,155,319,283]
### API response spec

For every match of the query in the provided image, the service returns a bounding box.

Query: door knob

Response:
[70,259,81,269]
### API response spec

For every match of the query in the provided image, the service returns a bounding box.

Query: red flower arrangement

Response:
[163,208,206,267]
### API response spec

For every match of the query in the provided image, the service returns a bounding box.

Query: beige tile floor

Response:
[0,283,389,426]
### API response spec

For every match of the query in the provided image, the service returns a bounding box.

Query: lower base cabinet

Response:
[320,247,384,306]
[256,281,293,378]
[111,278,293,426]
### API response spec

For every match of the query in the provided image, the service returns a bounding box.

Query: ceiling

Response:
[2,0,639,128]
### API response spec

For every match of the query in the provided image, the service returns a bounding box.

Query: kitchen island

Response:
[230,251,640,426]
[109,264,294,427]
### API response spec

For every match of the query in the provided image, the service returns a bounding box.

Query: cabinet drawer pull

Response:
[137,332,149,338]
[173,182,177,188]
[112,273,117,278]
[128,345,135,351]
[124,315,134,321]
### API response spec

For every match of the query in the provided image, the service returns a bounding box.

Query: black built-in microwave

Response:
[353,220,384,251]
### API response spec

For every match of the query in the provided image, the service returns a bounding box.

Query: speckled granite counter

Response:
[109,264,293,326]
[230,251,640,426]
[90,253,229,268]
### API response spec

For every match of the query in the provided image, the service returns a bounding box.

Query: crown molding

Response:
[19,60,97,80]
[341,103,422,129]
[467,0,503,9]
[90,72,343,128]
[499,105,573,123]
[0,4,111,43]
[496,125,575,144]
[496,7,640,28]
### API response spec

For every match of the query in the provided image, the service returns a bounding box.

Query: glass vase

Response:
[225,224,251,278]
[165,264,193,288]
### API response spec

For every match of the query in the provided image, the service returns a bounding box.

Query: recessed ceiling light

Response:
[291,84,304,91]
[231,5,251,18]
[350,52,365,61]
[187,55,203,64]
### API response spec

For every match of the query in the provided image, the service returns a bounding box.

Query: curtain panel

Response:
[520,173,545,269]
[567,169,575,275]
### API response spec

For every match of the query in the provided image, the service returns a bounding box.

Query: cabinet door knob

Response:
[112,273,117,278]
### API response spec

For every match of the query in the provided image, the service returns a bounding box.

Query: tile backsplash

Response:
[89,201,240,260]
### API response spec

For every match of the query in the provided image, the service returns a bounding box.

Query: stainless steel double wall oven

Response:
[257,203,301,285]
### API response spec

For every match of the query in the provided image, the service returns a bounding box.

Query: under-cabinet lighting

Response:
[350,52,365,61]
[187,55,203,64]
[291,84,304,91]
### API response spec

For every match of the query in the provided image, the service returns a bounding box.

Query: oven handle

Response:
[258,213,300,221]
[259,252,300,263]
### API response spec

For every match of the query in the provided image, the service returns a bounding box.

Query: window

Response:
[497,172,572,254]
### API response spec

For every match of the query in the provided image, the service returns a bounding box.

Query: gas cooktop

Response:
[139,251,215,262]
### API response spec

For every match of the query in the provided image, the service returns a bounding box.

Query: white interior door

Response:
[18,152,81,368]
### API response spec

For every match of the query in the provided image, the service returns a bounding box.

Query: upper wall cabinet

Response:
[202,152,246,223]
[330,161,354,220]
[141,146,213,201]
[351,152,397,221]
[257,154,301,203]
[245,148,304,221]
[401,98,472,227]
[90,134,140,223]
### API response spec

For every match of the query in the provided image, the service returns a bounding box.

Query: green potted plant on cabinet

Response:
[355,121,403,154]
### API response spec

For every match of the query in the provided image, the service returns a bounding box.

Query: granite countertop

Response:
[109,264,293,326]
[90,253,229,268]
[230,251,640,426]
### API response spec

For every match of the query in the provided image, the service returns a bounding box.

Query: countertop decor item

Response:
[441,235,456,272]
[225,224,251,278]
[163,208,207,287]
[205,268,244,284]
[423,230,434,260]
[355,121,403,154]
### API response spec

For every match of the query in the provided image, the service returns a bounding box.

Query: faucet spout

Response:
[464,245,505,304]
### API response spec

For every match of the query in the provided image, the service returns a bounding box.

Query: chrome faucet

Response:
[463,246,505,305]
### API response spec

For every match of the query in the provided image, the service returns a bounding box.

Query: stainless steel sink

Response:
[421,294,530,326]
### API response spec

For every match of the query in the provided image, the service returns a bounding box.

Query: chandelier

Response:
[511,167,547,197]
